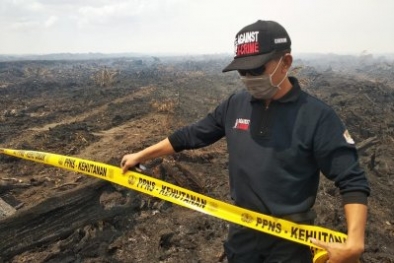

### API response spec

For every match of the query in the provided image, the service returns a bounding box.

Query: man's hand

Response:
[120,138,176,174]
[120,153,141,174]
[311,203,367,262]
[310,238,363,263]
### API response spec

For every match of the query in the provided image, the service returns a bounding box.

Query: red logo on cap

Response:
[235,31,260,57]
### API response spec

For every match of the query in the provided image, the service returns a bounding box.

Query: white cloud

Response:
[44,15,58,28]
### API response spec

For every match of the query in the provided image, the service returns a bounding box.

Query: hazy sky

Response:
[1,0,393,55]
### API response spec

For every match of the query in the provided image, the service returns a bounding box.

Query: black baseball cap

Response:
[222,20,291,72]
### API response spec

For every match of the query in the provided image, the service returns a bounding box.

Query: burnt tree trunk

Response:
[0,179,139,261]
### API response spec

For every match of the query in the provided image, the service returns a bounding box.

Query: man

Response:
[121,20,370,263]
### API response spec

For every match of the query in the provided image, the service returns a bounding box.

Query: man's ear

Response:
[282,53,293,72]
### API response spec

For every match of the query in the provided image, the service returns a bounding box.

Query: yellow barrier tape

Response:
[0,148,343,263]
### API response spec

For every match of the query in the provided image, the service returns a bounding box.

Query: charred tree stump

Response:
[0,179,139,261]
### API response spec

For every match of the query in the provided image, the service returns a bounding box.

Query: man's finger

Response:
[121,161,128,174]
[310,238,329,250]
[120,156,126,167]
[121,165,128,174]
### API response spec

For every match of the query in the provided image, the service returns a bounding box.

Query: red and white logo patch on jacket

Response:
[233,118,250,131]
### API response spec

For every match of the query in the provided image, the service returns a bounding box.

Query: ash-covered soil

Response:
[0,54,393,262]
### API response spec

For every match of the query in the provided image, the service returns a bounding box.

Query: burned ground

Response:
[0,55,393,262]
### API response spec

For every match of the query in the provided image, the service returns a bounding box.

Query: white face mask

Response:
[240,57,287,100]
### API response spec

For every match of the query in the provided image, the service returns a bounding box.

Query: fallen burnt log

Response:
[0,179,139,262]
[160,160,204,192]
[0,178,31,193]
[356,136,379,153]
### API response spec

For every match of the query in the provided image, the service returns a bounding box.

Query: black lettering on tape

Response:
[291,227,298,239]
[294,229,346,243]
[26,152,46,161]
[255,217,282,233]
[159,185,166,195]
[137,178,143,188]
[136,178,155,192]
[63,158,75,169]
[321,232,328,242]
[299,229,305,241]
[77,161,107,177]
[159,185,206,209]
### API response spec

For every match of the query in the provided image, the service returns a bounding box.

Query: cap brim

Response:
[222,51,276,73]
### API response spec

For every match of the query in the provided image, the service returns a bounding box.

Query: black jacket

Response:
[169,77,370,216]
